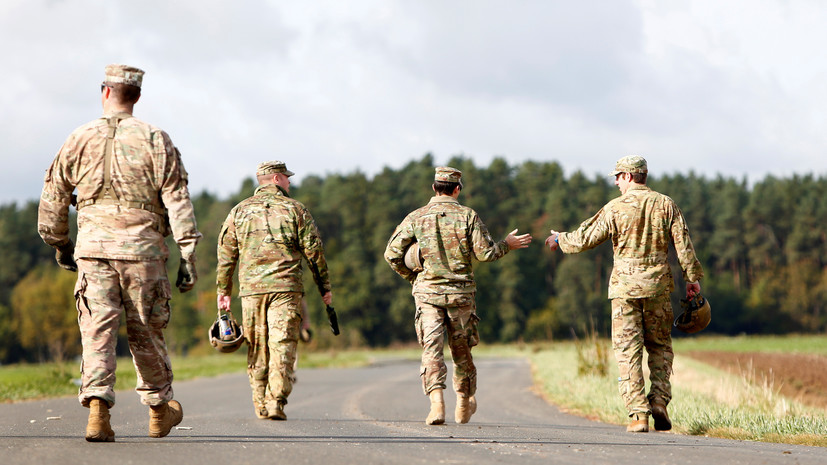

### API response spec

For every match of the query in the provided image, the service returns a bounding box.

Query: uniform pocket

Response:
[414,307,424,347]
[152,278,173,329]
[74,272,90,318]
[468,313,480,347]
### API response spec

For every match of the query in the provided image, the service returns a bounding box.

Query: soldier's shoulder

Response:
[69,118,107,136]
[234,193,265,209]
[130,117,171,137]
[405,203,440,221]
[654,189,676,204]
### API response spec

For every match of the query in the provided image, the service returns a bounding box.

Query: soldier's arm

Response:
[669,202,704,283]
[216,212,239,297]
[158,135,201,261]
[298,207,331,297]
[37,148,74,248]
[558,207,610,254]
[384,219,417,283]
[470,213,509,262]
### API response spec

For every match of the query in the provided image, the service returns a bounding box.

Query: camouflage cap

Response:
[434,166,462,184]
[103,64,144,88]
[256,160,295,177]
[608,155,648,176]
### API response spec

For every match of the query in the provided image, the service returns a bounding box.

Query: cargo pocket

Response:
[152,278,173,329]
[414,307,424,347]
[74,272,89,319]
[468,313,480,348]
[617,375,631,403]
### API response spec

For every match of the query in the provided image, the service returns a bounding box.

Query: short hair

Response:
[109,83,141,104]
[257,173,274,185]
[433,180,461,195]
[631,172,647,184]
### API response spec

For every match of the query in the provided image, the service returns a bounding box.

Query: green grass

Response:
[522,340,827,447]
[0,348,422,403]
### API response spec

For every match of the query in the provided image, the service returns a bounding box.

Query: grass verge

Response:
[522,340,827,447]
[0,348,421,403]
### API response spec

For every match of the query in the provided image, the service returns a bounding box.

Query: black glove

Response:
[176,258,197,293]
[326,305,340,336]
[299,327,313,343]
[55,240,77,272]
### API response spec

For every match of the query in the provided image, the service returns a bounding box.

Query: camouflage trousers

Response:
[413,293,479,397]
[611,294,674,417]
[241,291,302,414]
[75,258,173,408]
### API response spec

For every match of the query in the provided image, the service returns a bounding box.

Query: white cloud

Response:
[2,0,826,205]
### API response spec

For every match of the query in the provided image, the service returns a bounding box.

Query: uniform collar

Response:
[102,111,133,119]
[255,183,290,197]
[429,195,459,204]
[626,184,650,193]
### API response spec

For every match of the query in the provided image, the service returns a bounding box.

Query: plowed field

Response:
[685,351,827,409]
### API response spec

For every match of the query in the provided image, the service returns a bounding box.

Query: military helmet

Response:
[403,241,424,272]
[674,294,711,334]
[209,311,245,353]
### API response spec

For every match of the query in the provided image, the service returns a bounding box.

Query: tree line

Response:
[2,154,825,363]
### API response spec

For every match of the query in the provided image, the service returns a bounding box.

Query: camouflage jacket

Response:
[38,111,201,261]
[384,195,510,295]
[559,184,704,299]
[216,184,331,297]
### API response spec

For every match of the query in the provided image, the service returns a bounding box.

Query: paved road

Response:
[2,358,825,464]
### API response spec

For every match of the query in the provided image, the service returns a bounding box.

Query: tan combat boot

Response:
[650,400,672,431]
[425,389,445,425]
[455,394,476,424]
[269,401,287,421]
[148,400,183,438]
[85,397,115,442]
[626,413,649,433]
[253,402,270,420]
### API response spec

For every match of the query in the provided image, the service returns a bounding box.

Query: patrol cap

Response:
[434,166,462,185]
[103,64,144,88]
[256,160,295,177]
[608,155,648,176]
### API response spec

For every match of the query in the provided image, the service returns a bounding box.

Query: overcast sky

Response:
[2,0,826,204]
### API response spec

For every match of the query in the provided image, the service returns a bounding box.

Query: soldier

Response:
[545,156,703,433]
[37,64,201,442]
[384,166,532,425]
[216,161,332,421]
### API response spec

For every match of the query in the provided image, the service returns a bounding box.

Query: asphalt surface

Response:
[2,358,825,464]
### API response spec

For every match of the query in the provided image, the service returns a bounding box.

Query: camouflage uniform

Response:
[216,163,331,416]
[557,157,703,417]
[384,167,510,397]
[37,65,201,409]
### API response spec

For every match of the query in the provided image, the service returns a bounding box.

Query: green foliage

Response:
[10,264,79,362]
[2,156,827,362]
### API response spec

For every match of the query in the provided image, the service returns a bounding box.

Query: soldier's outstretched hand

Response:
[545,230,560,251]
[505,229,532,250]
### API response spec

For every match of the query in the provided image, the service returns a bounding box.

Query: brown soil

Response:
[684,351,827,409]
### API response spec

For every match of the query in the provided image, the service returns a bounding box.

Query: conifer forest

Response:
[2,154,825,363]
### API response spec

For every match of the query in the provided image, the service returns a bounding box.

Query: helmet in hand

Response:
[674,294,711,334]
[209,311,245,353]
